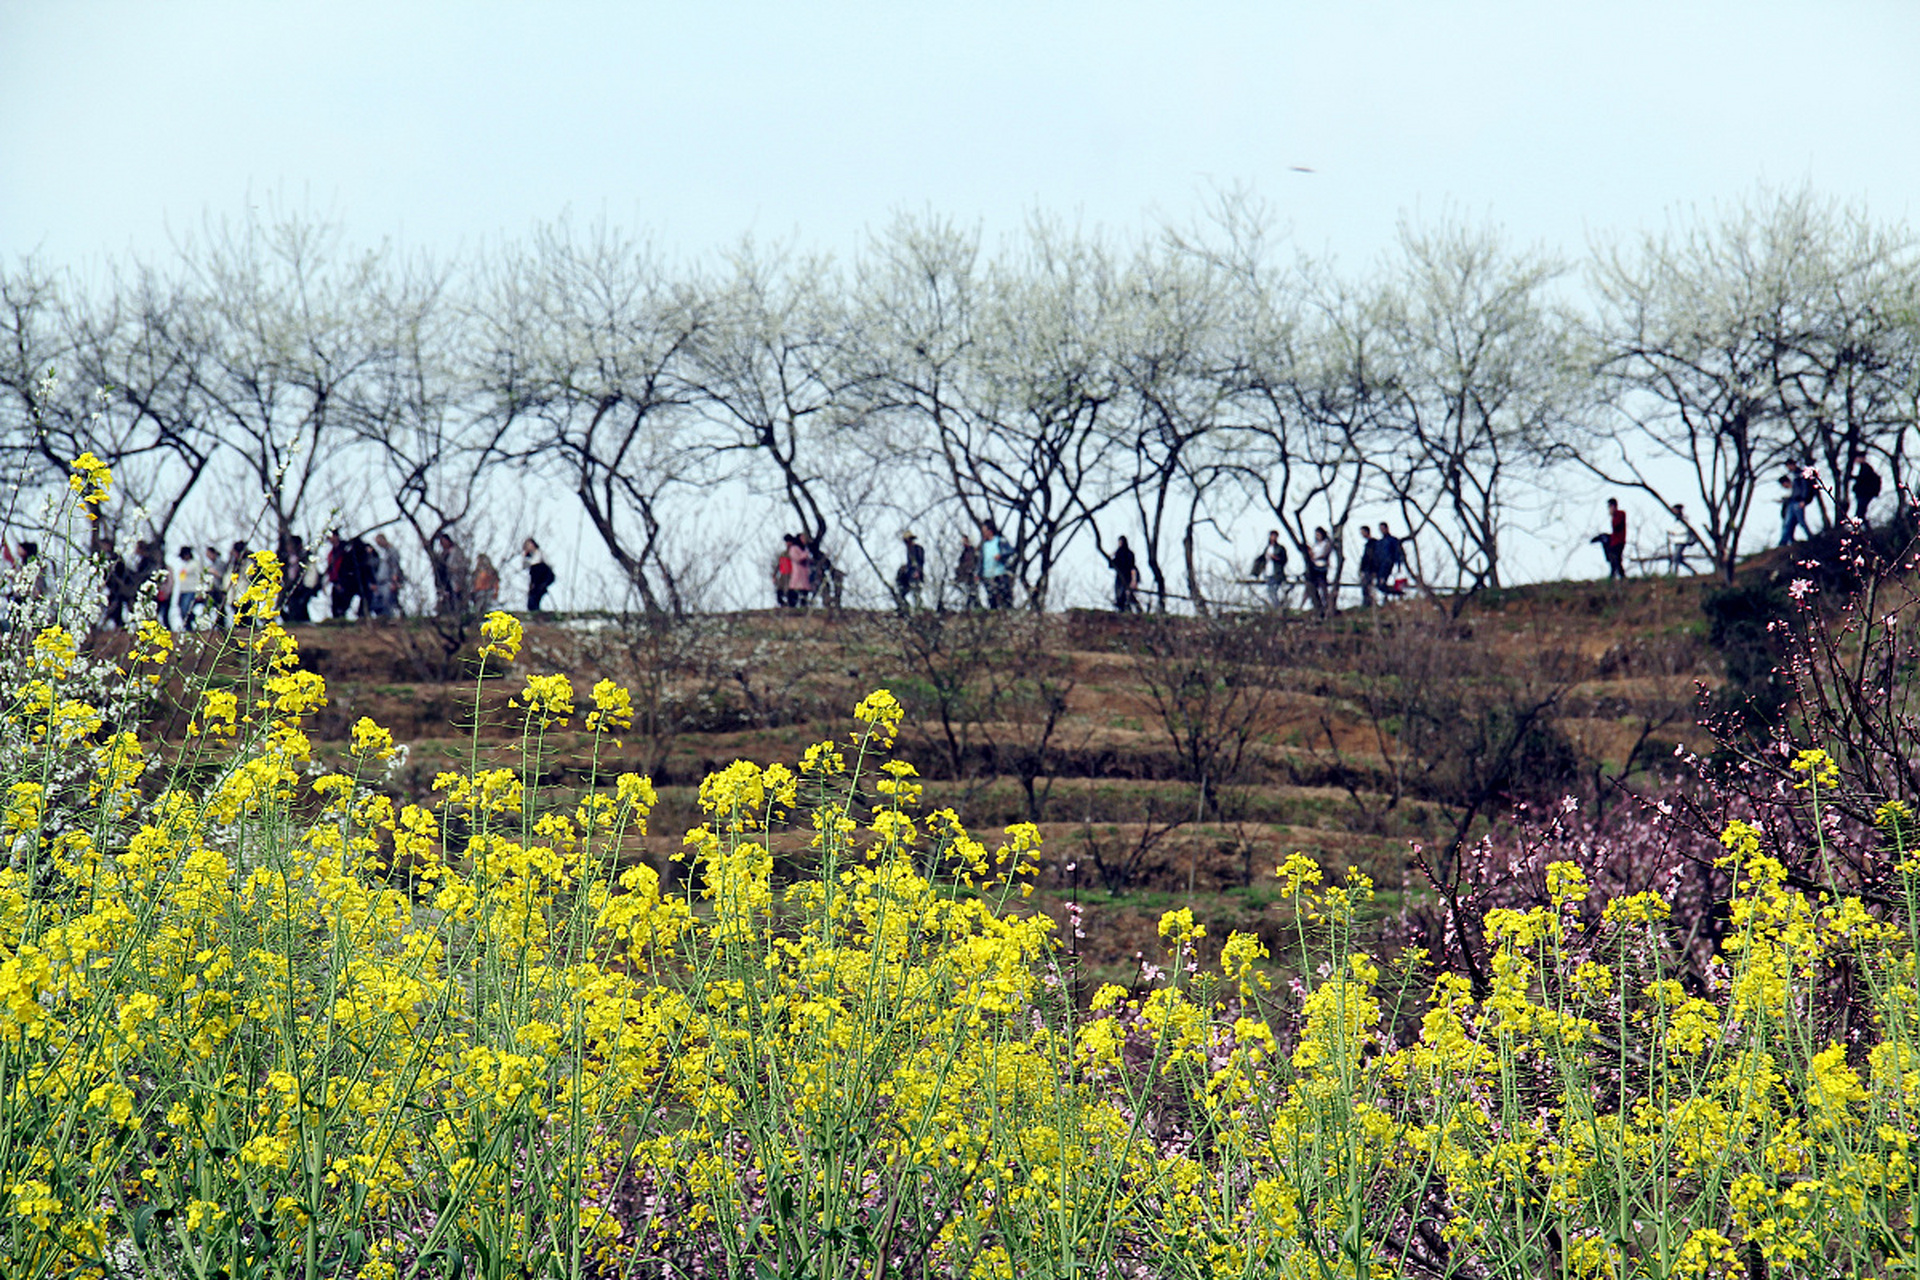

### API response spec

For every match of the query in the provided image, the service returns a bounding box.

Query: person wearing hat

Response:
[895,530,926,613]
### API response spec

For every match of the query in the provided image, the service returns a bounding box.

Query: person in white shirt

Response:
[173,546,200,631]
[523,538,555,613]
[1666,504,1697,576]
[1306,527,1335,617]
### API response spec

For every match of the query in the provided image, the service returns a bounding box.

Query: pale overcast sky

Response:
[4,2,1918,595]
[6,2,1918,270]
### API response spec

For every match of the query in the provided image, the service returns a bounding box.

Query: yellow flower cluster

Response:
[477,608,523,662]
[515,672,573,729]
[584,677,632,736]
[1793,746,1843,791]
[852,687,904,746]
[349,715,396,760]
[67,451,111,518]
[232,550,283,623]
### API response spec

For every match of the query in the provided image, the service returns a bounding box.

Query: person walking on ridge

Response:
[101,540,134,629]
[151,543,174,629]
[1851,452,1883,525]
[954,534,980,611]
[173,546,200,631]
[1376,523,1405,597]
[202,545,228,627]
[1305,527,1335,616]
[808,537,840,611]
[331,533,375,620]
[1780,471,1813,545]
[1107,536,1139,612]
[1254,530,1288,611]
[281,536,317,623]
[895,530,925,612]
[434,532,470,615]
[227,542,251,620]
[1603,498,1628,580]
[325,531,349,618]
[1665,504,1698,575]
[773,536,795,608]
[371,533,403,617]
[471,553,500,611]
[1798,457,1827,528]
[1357,525,1380,608]
[979,522,1012,610]
[786,535,814,608]
[523,538,554,614]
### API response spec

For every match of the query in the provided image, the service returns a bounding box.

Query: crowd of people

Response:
[71,530,560,631]
[772,533,842,610]
[790,517,1415,619]
[1244,523,1408,617]
[1778,453,1884,545]
[16,457,1912,635]
[849,457,1905,620]
[774,520,1020,614]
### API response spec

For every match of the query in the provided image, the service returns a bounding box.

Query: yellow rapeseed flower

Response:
[349,717,397,761]
[1545,860,1589,908]
[124,618,174,680]
[1791,747,1841,792]
[68,450,111,516]
[1275,852,1323,896]
[479,610,523,662]
[1159,907,1205,947]
[30,626,78,678]
[800,740,846,776]
[1,783,45,839]
[853,688,904,745]
[187,689,240,742]
[234,550,284,623]
[1717,818,1764,868]
[1220,931,1271,997]
[585,679,633,735]
[516,673,574,729]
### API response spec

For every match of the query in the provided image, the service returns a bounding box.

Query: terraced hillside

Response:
[135,569,1728,989]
